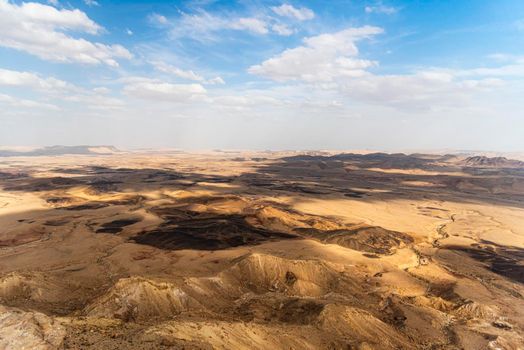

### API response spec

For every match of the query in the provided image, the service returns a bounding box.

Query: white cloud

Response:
[64,92,124,111]
[230,17,268,34]
[249,26,516,112]
[365,5,398,15]
[47,0,59,6]
[0,68,127,111]
[84,0,99,7]
[212,94,281,106]
[272,23,294,36]
[123,82,207,102]
[152,61,205,81]
[167,11,271,40]
[151,61,225,85]
[126,28,133,35]
[487,53,515,62]
[158,8,310,40]
[457,63,524,78]
[207,76,225,85]
[0,92,59,110]
[421,56,524,79]
[149,13,168,25]
[2,0,101,34]
[92,87,110,94]
[339,71,503,110]
[168,11,221,40]
[249,26,383,82]
[271,4,314,21]
[0,68,71,90]
[207,94,282,113]
[0,0,132,66]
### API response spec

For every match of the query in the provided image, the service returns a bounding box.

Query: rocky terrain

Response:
[0,150,523,349]
[462,156,524,169]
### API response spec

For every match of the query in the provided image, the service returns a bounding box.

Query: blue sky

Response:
[0,0,523,150]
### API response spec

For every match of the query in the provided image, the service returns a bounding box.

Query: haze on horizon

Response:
[0,0,523,151]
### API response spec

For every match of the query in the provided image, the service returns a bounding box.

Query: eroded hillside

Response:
[0,151,523,349]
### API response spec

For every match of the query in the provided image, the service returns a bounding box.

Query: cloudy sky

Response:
[0,0,523,150]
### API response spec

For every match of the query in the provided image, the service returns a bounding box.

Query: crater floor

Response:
[0,150,523,349]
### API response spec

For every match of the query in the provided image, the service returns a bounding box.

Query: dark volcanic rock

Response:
[132,212,296,250]
[96,218,142,234]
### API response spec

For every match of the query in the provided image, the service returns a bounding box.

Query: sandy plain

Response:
[0,150,523,349]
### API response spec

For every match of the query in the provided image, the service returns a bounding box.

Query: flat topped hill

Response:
[0,145,121,157]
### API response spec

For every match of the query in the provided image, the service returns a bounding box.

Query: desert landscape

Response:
[1,0,523,348]
[0,147,522,349]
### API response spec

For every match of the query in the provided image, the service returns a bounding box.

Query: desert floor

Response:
[0,151,523,349]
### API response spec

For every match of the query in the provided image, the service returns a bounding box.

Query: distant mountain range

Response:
[462,156,524,168]
[0,147,523,169]
[281,152,524,170]
[0,145,121,157]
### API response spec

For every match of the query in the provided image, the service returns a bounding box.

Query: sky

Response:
[0,0,523,151]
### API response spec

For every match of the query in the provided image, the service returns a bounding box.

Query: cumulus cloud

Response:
[0,68,71,90]
[0,68,127,111]
[1,0,101,34]
[249,26,515,112]
[248,26,383,82]
[0,0,132,66]
[271,4,314,21]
